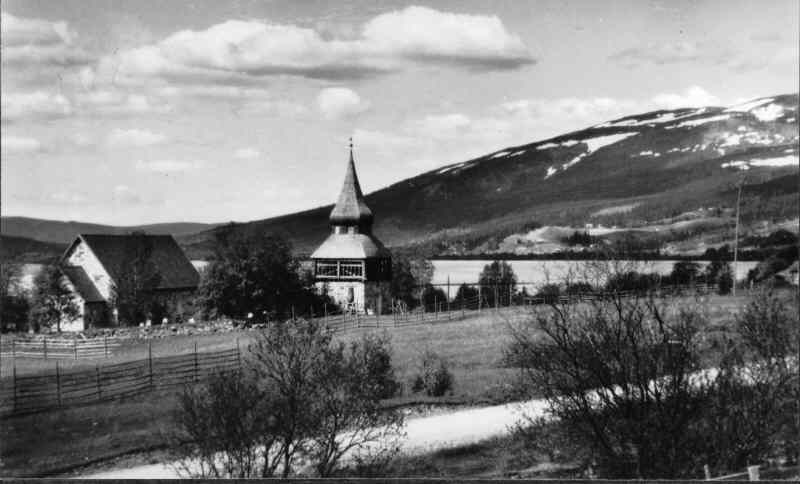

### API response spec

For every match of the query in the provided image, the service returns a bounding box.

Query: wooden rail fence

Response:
[0,345,241,417]
[0,336,121,360]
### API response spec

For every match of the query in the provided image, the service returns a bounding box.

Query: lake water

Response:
[16,259,760,295]
[430,259,759,291]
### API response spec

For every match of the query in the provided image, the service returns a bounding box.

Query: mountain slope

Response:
[182,93,798,258]
[4,94,797,261]
[0,217,221,246]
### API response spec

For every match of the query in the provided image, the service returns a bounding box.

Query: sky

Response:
[2,0,798,225]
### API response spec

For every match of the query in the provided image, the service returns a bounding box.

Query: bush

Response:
[507,267,799,478]
[172,317,403,478]
[412,350,454,397]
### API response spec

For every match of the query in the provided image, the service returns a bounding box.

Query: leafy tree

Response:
[112,233,163,326]
[669,261,702,285]
[454,283,479,309]
[704,260,733,294]
[411,349,454,397]
[1,263,30,332]
[28,265,80,332]
[534,283,561,304]
[565,281,595,296]
[388,254,432,309]
[421,284,447,311]
[478,260,517,307]
[604,271,660,293]
[200,226,325,320]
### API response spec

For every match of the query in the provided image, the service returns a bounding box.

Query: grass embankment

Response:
[0,294,751,477]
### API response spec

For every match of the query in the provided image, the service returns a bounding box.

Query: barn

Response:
[58,233,200,330]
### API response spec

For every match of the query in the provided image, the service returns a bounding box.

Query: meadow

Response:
[0,293,752,477]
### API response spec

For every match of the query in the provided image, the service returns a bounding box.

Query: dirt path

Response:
[84,399,548,478]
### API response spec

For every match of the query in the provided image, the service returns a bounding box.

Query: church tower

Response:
[311,140,391,314]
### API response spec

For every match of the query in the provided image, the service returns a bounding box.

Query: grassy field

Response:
[0,293,754,477]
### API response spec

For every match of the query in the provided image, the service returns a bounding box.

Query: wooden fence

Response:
[312,283,714,333]
[0,336,122,360]
[0,344,241,417]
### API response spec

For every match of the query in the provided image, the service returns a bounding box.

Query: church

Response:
[310,142,392,314]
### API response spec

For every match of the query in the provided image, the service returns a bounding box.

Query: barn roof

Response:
[310,233,391,260]
[329,144,374,228]
[62,234,199,291]
[61,266,105,303]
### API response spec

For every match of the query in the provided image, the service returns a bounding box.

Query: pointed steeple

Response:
[329,139,374,230]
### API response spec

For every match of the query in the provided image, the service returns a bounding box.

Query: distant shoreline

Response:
[430,252,765,262]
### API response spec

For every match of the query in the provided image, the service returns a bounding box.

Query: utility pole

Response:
[732,173,746,297]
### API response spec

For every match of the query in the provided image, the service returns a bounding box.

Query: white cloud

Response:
[88,6,533,85]
[112,185,142,204]
[410,113,473,138]
[317,87,370,120]
[360,6,531,69]
[234,147,261,159]
[76,89,173,115]
[609,41,709,67]
[0,11,91,68]
[106,128,167,148]
[1,90,73,121]
[651,86,720,109]
[135,159,201,173]
[1,135,42,154]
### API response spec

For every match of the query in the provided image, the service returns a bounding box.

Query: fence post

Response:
[104,335,108,357]
[509,284,513,307]
[74,339,78,360]
[494,286,499,312]
[56,361,62,407]
[43,338,48,360]
[478,286,482,313]
[419,293,423,322]
[11,339,15,359]
[193,341,198,382]
[95,364,102,400]
[148,340,153,390]
[377,293,381,327]
[12,364,17,412]
[324,303,328,326]
[434,296,438,321]
[236,338,241,371]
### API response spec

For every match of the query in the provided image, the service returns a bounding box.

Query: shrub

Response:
[412,350,454,397]
[172,318,403,478]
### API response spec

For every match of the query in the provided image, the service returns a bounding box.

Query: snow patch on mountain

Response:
[544,166,557,179]
[721,155,798,170]
[536,142,559,150]
[596,108,707,128]
[582,132,639,153]
[751,103,784,122]
[725,98,774,113]
[490,151,511,159]
[750,155,799,167]
[669,114,731,128]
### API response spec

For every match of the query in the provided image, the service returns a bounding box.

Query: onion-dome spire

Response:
[329,138,374,229]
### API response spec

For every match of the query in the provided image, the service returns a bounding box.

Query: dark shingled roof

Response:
[61,266,105,303]
[69,234,199,291]
[329,147,374,228]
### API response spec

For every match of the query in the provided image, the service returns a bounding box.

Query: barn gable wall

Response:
[65,239,114,301]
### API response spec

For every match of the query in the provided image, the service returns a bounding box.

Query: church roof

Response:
[61,234,200,291]
[329,144,374,227]
[310,233,391,260]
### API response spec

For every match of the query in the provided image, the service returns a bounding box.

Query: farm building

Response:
[57,233,200,330]
[311,141,391,314]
